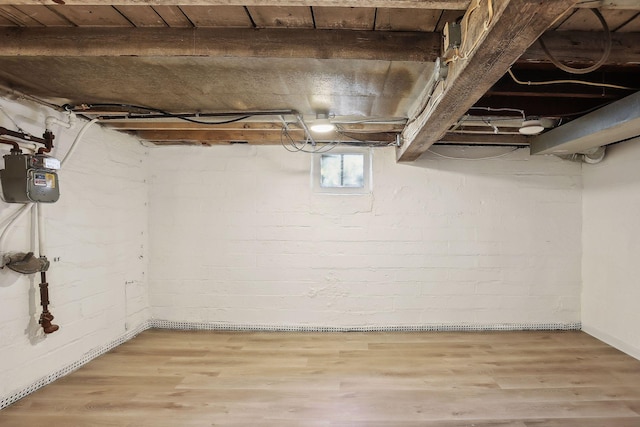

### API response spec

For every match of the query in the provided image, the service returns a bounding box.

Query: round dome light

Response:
[519,120,545,135]
[309,118,335,133]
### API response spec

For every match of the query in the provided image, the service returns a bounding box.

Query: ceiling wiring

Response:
[0,106,28,134]
[551,102,615,118]
[538,8,611,75]
[280,127,341,154]
[330,118,407,125]
[77,103,297,125]
[427,147,520,160]
[446,0,494,63]
[507,68,639,91]
[468,107,526,119]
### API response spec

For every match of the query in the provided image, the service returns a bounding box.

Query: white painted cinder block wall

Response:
[149,145,582,327]
[0,97,149,399]
[582,137,640,360]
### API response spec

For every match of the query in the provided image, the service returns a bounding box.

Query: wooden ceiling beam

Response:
[133,129,397,143]
[518,31,640,66]
[0,0,470,8]
[0,0,634,8]
[2,26,636,64]
[396,0,579,162]
[439,132,529,145]
[0,27,439,62]
[105,121,404,132]
[136,129,304,142]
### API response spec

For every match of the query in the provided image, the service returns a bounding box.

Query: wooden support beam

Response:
[0,27,439,62]
[519,31,640,66]
[439,132,529,145]
[0,0,470,8]
[133,129,396,143]
[136,129,303,143]
[105,121,404,132]
[0,0,633,8]
[574,0,640,9]
[396,0,579,162]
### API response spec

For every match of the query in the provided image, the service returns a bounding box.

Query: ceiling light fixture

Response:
[519,119,545,135]
[309,113,335,133]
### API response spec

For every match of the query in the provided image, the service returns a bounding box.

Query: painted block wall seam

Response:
[0,94,592,403]
[148,144,583,327]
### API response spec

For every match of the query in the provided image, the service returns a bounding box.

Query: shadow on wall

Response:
[25,276,46,345]
[403,145,582,180]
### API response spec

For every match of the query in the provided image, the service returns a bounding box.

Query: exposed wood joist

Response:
[2,27,636,65]
[0,0,470,8]
[574,0,640,9]
[439,132,529,145]
[517,31,640,66]
[103,121,404,132]
[133,129,398,143]
[396,0,579,162]
[0,27,439,62]
[136,130,303,143]
[0,0,634,7]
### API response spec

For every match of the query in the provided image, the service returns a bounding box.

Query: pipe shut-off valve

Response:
[0,114,71,335]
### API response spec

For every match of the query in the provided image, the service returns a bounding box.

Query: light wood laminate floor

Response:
[1,330,640,426]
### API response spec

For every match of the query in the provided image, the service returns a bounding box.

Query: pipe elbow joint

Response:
[45,112,77,131]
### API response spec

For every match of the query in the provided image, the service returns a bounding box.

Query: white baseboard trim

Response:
[0,320,152,411]
[582,324,640,361]
[150,319,582,333]
[1,320,582,411]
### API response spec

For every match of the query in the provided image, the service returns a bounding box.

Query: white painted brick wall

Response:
[0,95,591,401]
[0,97,149,398]
[149,144,582,327]
[582,138,640,360]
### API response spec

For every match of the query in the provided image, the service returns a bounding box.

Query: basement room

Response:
[1,0,640,425]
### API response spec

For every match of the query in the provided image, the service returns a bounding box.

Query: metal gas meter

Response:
[1,152,61,203]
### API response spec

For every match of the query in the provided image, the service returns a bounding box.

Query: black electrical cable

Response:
[81,103,296,125]
[280,127,341,154]
[551,101,614,118]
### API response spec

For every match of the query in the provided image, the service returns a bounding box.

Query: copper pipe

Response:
[39,271,59,334]
[0,138,20,152]
[0,126,47,144]
[0,126,54,153]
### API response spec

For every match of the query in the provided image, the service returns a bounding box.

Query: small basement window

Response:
[312,148,371,194]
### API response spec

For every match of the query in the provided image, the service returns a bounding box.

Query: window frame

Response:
[311,147,372,195]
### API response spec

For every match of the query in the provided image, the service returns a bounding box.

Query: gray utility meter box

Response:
[1,153,60,203]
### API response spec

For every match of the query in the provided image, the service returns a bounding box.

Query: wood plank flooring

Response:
[1,330,640,426]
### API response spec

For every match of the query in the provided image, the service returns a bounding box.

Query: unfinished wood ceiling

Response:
[0,0,639,160]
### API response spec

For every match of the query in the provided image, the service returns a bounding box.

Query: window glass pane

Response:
[320,154,342,188]
[320,153,364,188]
[342,154,364,188]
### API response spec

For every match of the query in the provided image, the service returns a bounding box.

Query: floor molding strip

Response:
[1,320,581,410]
[150,320,582,333]
[0,321,152,411]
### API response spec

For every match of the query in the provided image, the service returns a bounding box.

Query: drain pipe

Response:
[45,111,76,132]
[556,146,606,164]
